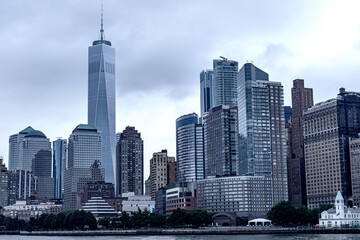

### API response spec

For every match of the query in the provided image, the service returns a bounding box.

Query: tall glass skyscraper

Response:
[53,139,67,199]
[212,58,238,108]
[88,13,116,184]
[237,63,288,204]
[200,70,214,119]
[176,113,204,182]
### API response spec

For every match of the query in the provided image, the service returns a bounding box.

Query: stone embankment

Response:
[19,227,360,236]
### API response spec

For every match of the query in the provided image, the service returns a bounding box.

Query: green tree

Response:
[119,211,130,228]
[43,214,56,230]
[98,217,110,229]
[296,205,311,226]
[84,211,97,230]
[63,212,74,230]
[53,212,66,229]
[267,201,297,226]
[168,208,187,226]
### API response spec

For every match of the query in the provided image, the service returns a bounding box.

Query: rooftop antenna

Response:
[100,0,104,41]
[220,56,228,61]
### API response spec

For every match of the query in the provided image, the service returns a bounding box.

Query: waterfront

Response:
[2,235,360,240]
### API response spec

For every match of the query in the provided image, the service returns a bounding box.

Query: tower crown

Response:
[93,0,111,46]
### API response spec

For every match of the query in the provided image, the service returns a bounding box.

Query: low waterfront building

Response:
[122,195,155,214]
[1,200,62,221]
[165,182,196,216]
[82,196,118,219]
[319,191,360,227]
[196,175,272,218]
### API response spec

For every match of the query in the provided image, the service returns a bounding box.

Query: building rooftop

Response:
[24,130,47,138]
[73,124,97,133]
[19,126,35,134]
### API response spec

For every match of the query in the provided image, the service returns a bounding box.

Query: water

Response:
[2,235,360,240]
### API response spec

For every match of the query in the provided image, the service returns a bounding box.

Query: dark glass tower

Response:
[88,8,116,184]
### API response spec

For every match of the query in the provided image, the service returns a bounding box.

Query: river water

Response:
[2,235,360,240]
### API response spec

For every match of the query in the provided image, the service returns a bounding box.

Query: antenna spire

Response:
[100,0,104,41]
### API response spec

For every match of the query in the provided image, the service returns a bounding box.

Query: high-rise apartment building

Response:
[9,169,37,200]
[176,113,204,182]
[350,137,360,206]
[288,79,313,207]
[284,106,292,124]
[117,126,143,196]
[200,70,214,118]
[63,124,104,210]
[88,11,116,184]
[0,157,9,206]
[237,63,288,204]
[304,88,360,207]
[212,58,238,108]
[204,105,238,177]
[149,150,176,200]
[53,139,67,199]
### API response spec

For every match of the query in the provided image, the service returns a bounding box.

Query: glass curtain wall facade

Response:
[88,25,116,184]
[176,113,204,182]
[200,70,214,119]
[53,139,67,199]
[237,63,288,204]
[8,126,35,170]
[63,124,104,210]
[212,59,238,108]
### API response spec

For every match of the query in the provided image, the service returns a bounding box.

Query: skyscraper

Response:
[288,79,313,207]
[212,58,238,108]
[33,149,53,200]
[200,70,214,118]
[117,126,144,196]
[204,105,238,177]
[88,7,116,184]
[63,124,104,210]
[149,150,176,200]
[8,126,34,170]
[237,63,288,204]
[53,139,67,199]
[176,113,204,182]
[303,88,360,207]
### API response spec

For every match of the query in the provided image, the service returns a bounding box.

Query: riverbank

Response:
[15,227,360,236]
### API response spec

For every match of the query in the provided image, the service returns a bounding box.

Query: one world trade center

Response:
[88,8,116,185]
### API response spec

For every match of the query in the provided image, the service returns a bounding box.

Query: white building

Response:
[319,191,360,227]
[122,195,155,214]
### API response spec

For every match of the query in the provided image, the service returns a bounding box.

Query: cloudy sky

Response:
[1,0,360,179]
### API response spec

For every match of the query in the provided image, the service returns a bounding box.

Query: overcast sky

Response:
[1,0,360,179]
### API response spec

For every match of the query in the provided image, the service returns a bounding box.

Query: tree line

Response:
[266,201,333,226]
[0,208,213,231]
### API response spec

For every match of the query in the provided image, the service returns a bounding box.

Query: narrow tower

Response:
[88,2,116,184]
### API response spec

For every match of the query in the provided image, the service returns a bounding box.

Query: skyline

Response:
[1,0,360,179]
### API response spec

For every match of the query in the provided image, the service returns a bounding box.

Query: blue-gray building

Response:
[212,58,238,108]
[63,124,104,210]
[237,63,288,204]
[200,70,214,119]
[284,106,292,124]
[88,15,116,184]
[53,139,67,199]
[176,113,204,182]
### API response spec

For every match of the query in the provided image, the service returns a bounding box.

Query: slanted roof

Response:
[19,126,34,134]
[336,191,344,201]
